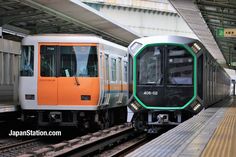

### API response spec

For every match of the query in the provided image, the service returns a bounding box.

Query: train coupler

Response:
[49,112,62,123]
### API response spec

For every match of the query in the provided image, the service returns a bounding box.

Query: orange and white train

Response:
[19,34,128,129]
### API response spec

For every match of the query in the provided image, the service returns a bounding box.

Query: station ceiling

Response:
[196,0,236,68]
[170,0,236,68]
[0,0,139,46]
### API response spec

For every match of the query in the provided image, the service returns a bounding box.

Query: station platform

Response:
[0,103,18,113]
[126,97,236,157]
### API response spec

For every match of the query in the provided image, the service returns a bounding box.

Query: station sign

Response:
[230,62,236,66]
[217,28,236,37]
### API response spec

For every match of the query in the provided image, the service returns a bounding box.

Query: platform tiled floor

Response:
[201,101,236,157]
[126,97,234,157]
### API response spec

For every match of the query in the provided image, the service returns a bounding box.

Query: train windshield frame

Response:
[136,45,194,86]
[40,45,98,77]
[134,43,196,109]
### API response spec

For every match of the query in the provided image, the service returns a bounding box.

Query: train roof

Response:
[22,34,127,51]
[129,35,198,47]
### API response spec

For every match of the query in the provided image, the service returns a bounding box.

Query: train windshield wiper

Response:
[74,76,80,86]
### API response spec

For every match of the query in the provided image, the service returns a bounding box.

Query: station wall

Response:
[0,38,20,104]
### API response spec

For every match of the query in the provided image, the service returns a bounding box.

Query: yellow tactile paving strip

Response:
[201,103,236,157]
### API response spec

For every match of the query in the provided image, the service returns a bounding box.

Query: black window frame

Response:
[40,45,98,78]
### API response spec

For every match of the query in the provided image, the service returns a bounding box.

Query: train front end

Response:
[128,36,201,133]
[19,35,101,127]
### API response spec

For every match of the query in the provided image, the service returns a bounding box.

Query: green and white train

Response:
[127,36,231,133]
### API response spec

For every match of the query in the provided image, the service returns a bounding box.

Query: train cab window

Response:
[111,58,117,81]
[60,46,98,77]
[167,47,193,85]
[137,46,163,85]
[20,46,34,76]
[40,46,57,77]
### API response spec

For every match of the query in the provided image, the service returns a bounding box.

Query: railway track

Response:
[18,123,172,157]
[0,138,39,150]
[18,123,139,157]
[0,138,44,157]
[98,134,148,157]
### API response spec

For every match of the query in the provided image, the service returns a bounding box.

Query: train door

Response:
[57,45,99,106]
[117,57,123,103]
[57,45,81,105]
[123,61,128,92]
[38,44,99,106]
[165,45,194,106]
[103,54,110,105]
[38,45,58,105]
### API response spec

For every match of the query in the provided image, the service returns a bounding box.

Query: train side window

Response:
[105,55,109,81]
[111,58,117,82]
[20,46,34,76]
[124,61,128,82]
[40,46,57,77]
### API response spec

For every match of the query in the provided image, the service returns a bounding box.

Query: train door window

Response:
[167,46,193,85]
[111,58,116,82]
[124,61,128,82]
[40,46,57,77]
[105,54,109,81]
[137,46,163,85]
[59,46,98,77]
[20,46,34,76]
[118,58,122,82]
[59,46,76,77]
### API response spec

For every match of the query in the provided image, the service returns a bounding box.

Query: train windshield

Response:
[167,47,193,85]
[60,46,98,77]
[136,45,193,86]
[40,45,98,77]
[137,46,163,85]
[135,44,194,108]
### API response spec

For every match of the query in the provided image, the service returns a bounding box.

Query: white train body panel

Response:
[19,34,127,111]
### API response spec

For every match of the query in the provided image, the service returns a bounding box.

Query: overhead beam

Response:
[200,10,236,21]
[202,14,236,23]
[196,1,236,10]
[17,0,134,46]
[2,24,30,37]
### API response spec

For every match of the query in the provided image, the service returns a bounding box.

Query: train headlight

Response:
[190,43,201,53]
[128,101,142,112]
[130,42,142,54]
[190,101,202,112]
[130,103,138,110]
[193,103,201,111]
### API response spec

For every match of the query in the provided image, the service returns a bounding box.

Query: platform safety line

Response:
[201,104,236,157]
[171,99,232,157]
